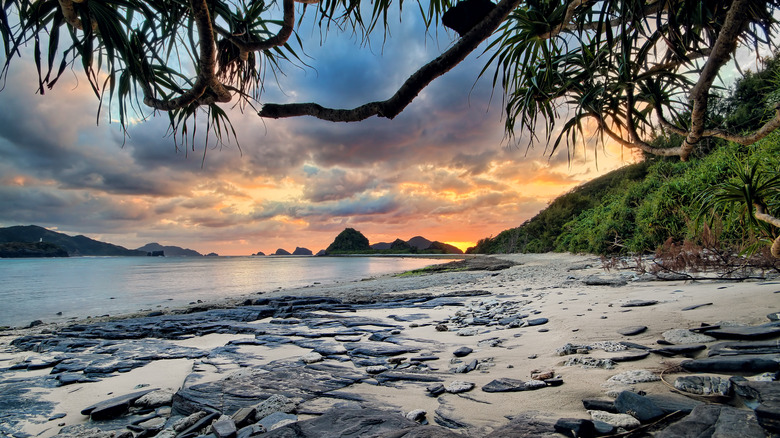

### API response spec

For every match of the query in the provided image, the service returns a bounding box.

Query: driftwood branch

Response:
[258,0,524,121]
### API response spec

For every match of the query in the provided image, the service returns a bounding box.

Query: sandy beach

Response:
[1,253,779,437]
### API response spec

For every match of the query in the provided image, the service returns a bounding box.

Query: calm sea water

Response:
[0,256,448,328]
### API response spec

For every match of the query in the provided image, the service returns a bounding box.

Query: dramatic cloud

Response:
[0,8,636,254]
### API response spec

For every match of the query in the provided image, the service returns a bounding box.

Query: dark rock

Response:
[610,350,650,362]
[258,412,298,430]
[614,391,665,423]
[347,343,419,357]
[526,318,548,327]
[582,399,617,413]
[645,393,704,415]
[452,347,473,358]
[262,408,421,437]
[592,420,616,435]
[769,312,780,322]
[619,341,651,350]
[483,413,556,437]
[177,411,221,438]
[682,303,713,311]
[730,378,780,433]
[554,418,596,438]
[655,404,765,438]
[427,384,446,397]
[482,378,526,393]
[650,344,706,357]
[708,340,780,356]
[583,276,628,287]
[231,407,257,428]
[544,378,564,387]
[81,388,158,420]
[617,326,647,336]
[706,325,780,340]
[680,355,780,373]
[620,300,658,307]
[212,417,238,438]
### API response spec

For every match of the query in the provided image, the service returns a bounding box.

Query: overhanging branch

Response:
[258,0,524,121]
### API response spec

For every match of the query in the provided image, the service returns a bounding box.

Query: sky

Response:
[0,4,638,255]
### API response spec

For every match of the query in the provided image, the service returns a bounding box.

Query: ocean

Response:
[0,256,450,328]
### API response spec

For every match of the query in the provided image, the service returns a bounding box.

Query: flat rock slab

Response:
[482,378,527,393]
[680,355,780,374]
[706,325,780,340]
[526,318,548,327]
[172,362,363,416]
[620,300,658,308]
[618,326,647,336]
[609,350,650,362]
[650,344,706,357]
[682,303,712,311]
[655,404,765,438]
[261,408,439,437]
[345,343,420,357]
[615,391,664,423]
[81,388,159,420]
[708,340,780,357]
[662,328,716,344]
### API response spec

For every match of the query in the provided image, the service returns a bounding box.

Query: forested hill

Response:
[0,225,146,256]
[468,133,780,256]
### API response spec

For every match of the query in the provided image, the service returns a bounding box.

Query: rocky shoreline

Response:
[1,254,779,437]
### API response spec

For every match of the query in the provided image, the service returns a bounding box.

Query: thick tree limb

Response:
[258,0,524,121]
[683,0,751,160]
[755,205,780,258]
[143,0,231,111]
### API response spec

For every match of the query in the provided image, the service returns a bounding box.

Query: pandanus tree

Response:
[0,0,779,252]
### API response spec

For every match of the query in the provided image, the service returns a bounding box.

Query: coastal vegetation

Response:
[469,52,780,261]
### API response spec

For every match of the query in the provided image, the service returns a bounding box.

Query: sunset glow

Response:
[0,8,638,256]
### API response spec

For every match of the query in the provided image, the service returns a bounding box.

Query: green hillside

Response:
[469,135,780,256]
[0,225,146,256]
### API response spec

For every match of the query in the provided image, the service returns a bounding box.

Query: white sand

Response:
[1,253,778,436]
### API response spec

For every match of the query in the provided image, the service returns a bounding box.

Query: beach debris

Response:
[618,325,647,336]
[620,300,658,307]
[682,302,713,311]
[556,343,591,355]
[564,357,616,369]
[674,375,732,396]
[662,328,717,344]
[590,341,626,352]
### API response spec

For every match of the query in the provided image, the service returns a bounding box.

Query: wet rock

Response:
[680,355,780,373]
[662,328,716,344]
[645,393,703,415]
[674,375,732,396]
[346,343,420,357]
[614,391,665,423]
[730,378,780,433]
[617,326,647,336]
[655,404,765,438]
[231,407,257,428]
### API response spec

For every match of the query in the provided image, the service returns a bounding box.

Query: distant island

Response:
[0,224,463,258]
[324,228,463,255]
